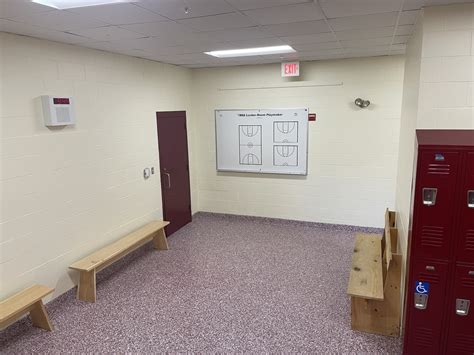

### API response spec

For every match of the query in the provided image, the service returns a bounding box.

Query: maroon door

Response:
[446,264,474,354]
[456,152,474,262]
[156,111,192,236]
[412,150,461,260]
[404,259,450,353]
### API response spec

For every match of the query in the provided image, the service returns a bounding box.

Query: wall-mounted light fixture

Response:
[354,98,370,108]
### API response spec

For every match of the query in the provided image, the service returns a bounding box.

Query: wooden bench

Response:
[347,209,402,336]
[69,220,169,302]
[0,285,54,331]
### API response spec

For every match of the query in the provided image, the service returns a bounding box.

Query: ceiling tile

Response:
[121,21,193,37]
[68,3,168,25]
[403,0,474,11]
[395,24,415,35]
[136,0,236,20]
[328,12,399,31]
[177,12,256,31]
[296,48,345,57]
[390,49,406,55]
[0,18,91,44]
[225,0,311,11]
[193,27,273,42]
[391,43,407,51]
[261,20,330,36]
[341,37,395,48]
[243,3,325,25]
[279,32,336,44]
[150,52,222,65]
[334,26,395,40]
[393,35,410,44]
[68,26,145,42]
[344,45,391,54]
[10,10,107,31]
[224,37,286,49]
[319,0,403,18]
[398,10,420,25]
[0,0,54,19]
[291,41,342,51]
[117,35,213,50]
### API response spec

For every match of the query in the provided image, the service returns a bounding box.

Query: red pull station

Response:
[308,113,316,121]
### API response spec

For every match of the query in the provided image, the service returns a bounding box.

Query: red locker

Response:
[404,130,474,355]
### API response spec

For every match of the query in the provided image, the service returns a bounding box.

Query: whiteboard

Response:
[215,108,308,175]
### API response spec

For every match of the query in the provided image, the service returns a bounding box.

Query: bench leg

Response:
[153,229,169,250]
[30,301,53,331]
[77,270,96,303]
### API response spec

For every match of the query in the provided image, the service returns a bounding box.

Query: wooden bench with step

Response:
[0,285,54,331]
[69,220,169,303]
[347,209,402,336]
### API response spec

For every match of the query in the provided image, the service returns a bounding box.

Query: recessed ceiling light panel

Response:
[32,0,135,9]
[205,45,296,58]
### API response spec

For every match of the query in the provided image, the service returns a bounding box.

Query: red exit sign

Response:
[281,62,300,77]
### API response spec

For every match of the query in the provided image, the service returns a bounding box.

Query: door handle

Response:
[163,172,171,189]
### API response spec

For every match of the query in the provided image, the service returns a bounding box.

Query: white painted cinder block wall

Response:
[395,4,474,329]
[191,56,405,228]
[0,32,196,300]
[396,3,474,260]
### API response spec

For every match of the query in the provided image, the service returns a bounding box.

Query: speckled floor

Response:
[0,212,402,354]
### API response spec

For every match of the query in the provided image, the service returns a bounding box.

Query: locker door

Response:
[456,152,474,262]
[405,259,449,354]
[446,264,474,354]
[413,151,461,260]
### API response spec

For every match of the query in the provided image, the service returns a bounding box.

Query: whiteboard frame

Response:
[215,108,309,176]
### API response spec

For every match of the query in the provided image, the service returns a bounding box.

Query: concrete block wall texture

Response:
[396,3,474,261]
[0,32,195,300]
[191,56,405,228]
[3,2,469,304]
[395,3,474,329]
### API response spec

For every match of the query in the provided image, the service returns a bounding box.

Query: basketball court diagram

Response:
[273,145,298,166]
[239,125,262,165]
[273,121,298,143]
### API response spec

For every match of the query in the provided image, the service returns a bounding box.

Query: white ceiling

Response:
[1,0,473,67]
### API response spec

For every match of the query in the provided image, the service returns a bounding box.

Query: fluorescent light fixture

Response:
[205,45,296,58]
[32,0,134,9]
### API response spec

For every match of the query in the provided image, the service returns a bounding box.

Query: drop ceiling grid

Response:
[0,0,472,67]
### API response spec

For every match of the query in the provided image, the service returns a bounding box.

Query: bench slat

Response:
[69,220,169,272]
[0,285,53,324]
[347,233,384,301]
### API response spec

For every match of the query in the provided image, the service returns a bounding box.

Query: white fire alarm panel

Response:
[41,95,75,126]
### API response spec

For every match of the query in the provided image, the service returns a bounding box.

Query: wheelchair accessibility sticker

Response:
[415,281,430,294]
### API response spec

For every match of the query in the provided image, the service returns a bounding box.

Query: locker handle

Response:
[469,271,474,276]
[456,299,470,316]
[423,188,437,206]
[468,190,474,208]
[425,265,435,271]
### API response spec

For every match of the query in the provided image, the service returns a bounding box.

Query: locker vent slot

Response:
[461,276,474,288]
[414,327,434,347]
[421,226,444,247]
[427,163,450,175]
[452,333,474,352]
[465,230,474,251]
[419,273,440,283]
